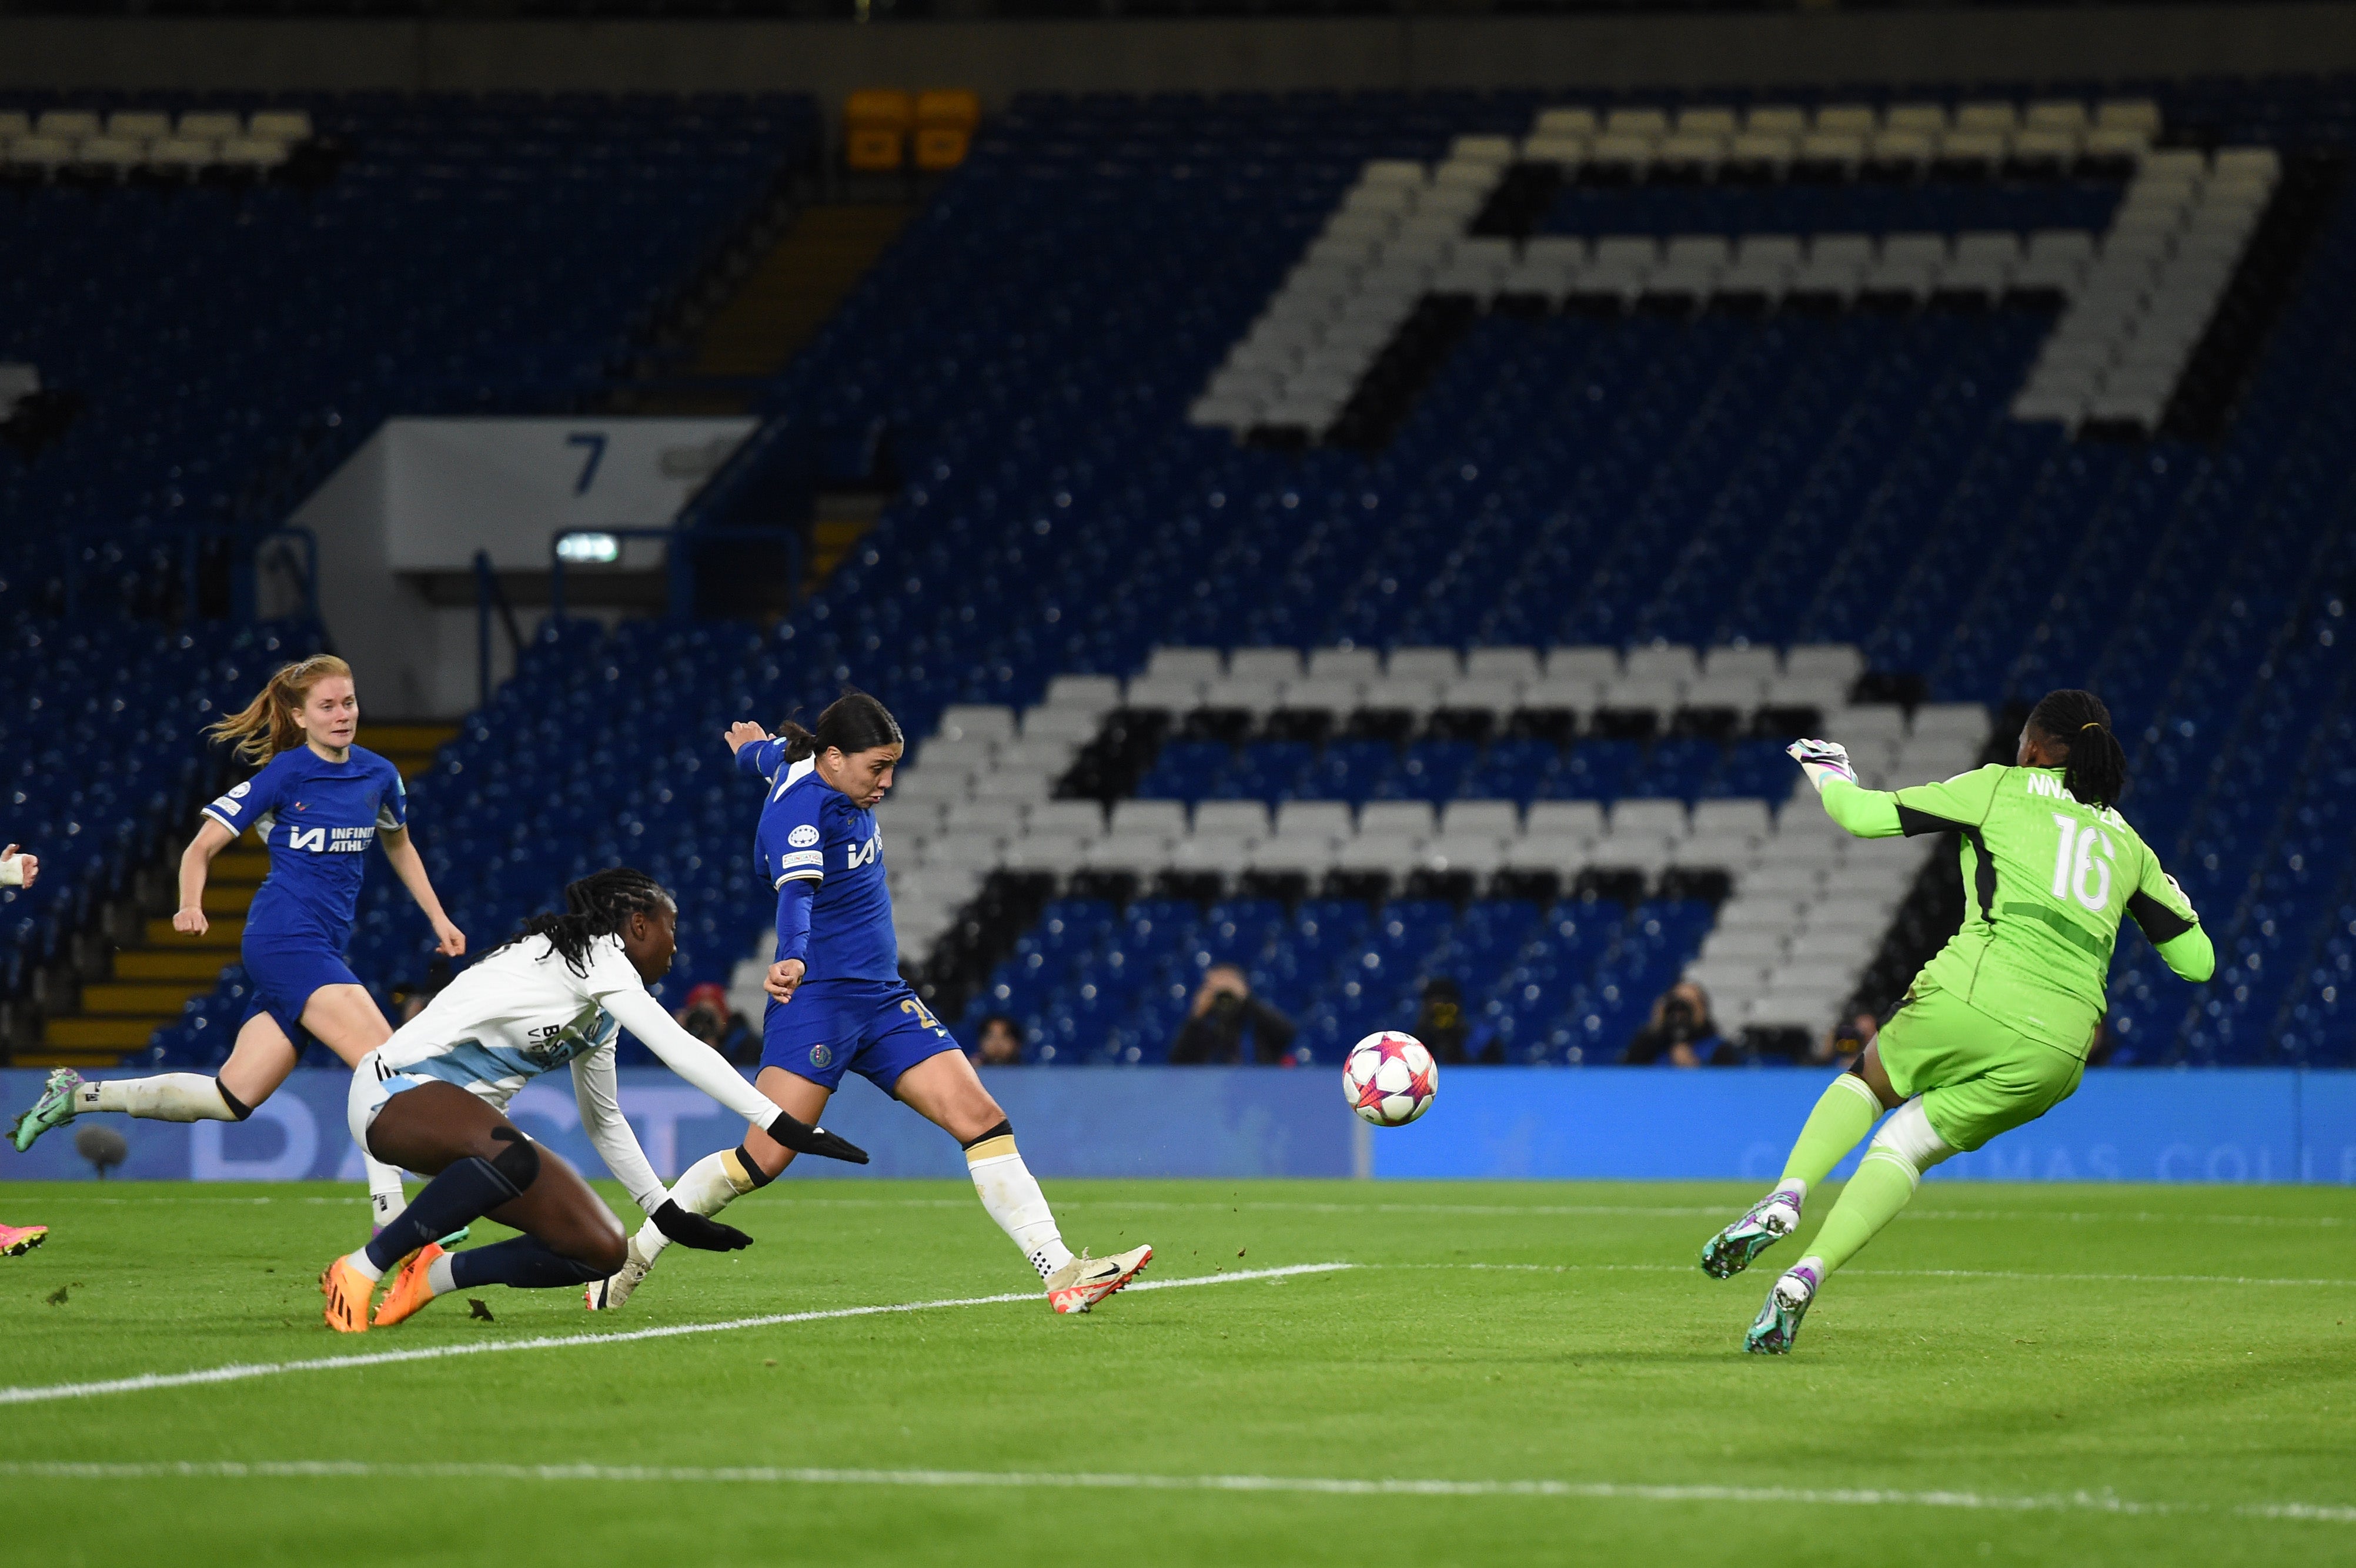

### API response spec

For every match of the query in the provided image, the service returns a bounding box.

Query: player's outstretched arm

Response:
[173,816,237,936]
[572,1049,753,1252]
[600,987,869,1164]
[1786,740,1902,838]
[380,825,466,957]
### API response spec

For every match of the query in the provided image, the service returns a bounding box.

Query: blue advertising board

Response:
[1,1067,2351,1185]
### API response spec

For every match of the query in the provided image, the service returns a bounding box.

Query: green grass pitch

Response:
[1,1177,2352,1567]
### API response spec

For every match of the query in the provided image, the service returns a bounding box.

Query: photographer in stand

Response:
[1169,963,1297,1065]
[1621,979,1723,1068]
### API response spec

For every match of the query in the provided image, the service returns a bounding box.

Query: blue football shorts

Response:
[760,978,960,1096]
[239,933,363,1042]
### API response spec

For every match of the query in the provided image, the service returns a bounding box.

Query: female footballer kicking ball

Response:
[1700,689,2215,1353]
[324,868,867,1331]
[586,690,1152,1316]
[12,656,463,1236]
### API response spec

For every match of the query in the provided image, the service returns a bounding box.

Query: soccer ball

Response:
[1342,1031,1437,1127]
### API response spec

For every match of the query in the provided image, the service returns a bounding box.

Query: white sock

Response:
[367,1159,409,1232]
[965,1131,1072,1280]
[1773,1176,1807,1206]
[343,1246,384,1283]
[425,1252,457,1298]
[637,1148,763,1264]
[86,1074,236,1122]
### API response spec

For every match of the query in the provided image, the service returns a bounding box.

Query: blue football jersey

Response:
[202,745,407,946]
[740,740,899,983]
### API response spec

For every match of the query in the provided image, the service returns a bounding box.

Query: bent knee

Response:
[585,1232,628,1275]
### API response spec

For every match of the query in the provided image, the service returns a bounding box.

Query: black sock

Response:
[363,1156,518,1275]
[448,1235,607,1290]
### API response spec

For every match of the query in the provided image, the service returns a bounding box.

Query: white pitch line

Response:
[0,1262,1349,1407]
[0,1460,2347,1526]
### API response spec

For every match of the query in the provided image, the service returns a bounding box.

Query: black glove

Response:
[766,1110,870,1165]
[650,1199,754,1252]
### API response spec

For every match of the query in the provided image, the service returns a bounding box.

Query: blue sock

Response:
[363,1157,518,1275]
[448,1235,607,1290]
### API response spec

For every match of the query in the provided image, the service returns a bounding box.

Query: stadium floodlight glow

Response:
[556,532,621,564]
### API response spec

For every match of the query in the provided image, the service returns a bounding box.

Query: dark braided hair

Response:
[777,688,903,764]
[490,867,676,977]
[2026,688,2128,810]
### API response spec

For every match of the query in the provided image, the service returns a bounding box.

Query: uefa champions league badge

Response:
[810,1044,833,1069]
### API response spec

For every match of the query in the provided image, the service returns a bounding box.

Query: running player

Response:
[10,656,463,1236]
[586,691,1152,1316]
[1699,690,2215,1353]
[1,842,43,1254]
[325,868,867,1331]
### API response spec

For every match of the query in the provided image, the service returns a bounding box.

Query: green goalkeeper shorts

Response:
[1876,980,2086,1153]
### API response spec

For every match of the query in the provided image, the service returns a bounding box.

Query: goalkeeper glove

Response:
[1785,738,1857,794]
[651,1200,753,1252]
[766,1110,870,1165]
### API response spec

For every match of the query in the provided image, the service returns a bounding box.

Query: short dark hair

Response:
[977,1013,1022,1041]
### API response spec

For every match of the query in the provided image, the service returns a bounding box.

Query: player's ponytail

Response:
[208,654,353,764]
[2027,688,2127,810]
[778,689,903,764]
[489,867,676,977]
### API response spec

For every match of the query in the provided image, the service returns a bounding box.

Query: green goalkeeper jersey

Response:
[1818,765,2209,1058]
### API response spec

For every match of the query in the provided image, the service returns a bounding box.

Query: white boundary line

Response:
[0,1460,2348,1526]
[9,1252,2351,1410]
[0,1263,1349,1407]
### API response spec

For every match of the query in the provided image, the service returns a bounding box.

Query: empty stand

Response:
[14,79,2356,1073]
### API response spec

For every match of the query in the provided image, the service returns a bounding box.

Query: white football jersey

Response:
[376,933,640,1107]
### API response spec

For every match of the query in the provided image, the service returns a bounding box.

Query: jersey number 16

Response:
[2049,815,2116,912]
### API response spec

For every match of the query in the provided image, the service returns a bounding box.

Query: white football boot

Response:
[1044,1245,1153,1314]
[585,1231,663,1311]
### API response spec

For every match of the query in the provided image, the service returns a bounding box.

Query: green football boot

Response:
[1700,1188,1801,1279]
[9,1068,83,1153]
[1744,1262,1822,1355]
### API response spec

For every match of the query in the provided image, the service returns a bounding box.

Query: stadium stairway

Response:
[21,724,453,1068]
[687,204,919,390]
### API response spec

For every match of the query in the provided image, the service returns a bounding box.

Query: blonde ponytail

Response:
[208,654,354,764]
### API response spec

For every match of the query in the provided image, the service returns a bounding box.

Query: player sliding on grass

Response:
[586,691,1153,1316]
[1701,690,2216,1354]
[320,868,868,1332]
[11,656,463,1239]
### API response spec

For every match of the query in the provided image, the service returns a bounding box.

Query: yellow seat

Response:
[914,126,970,172]
[846,128,905,172]
[845,89,913,172]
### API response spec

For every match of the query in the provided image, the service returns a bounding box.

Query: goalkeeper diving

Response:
[1700,689,2216,1354]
